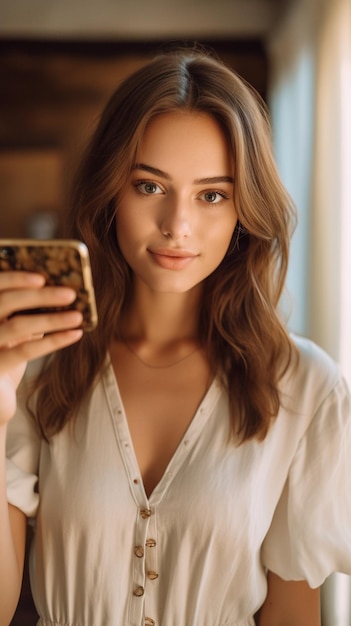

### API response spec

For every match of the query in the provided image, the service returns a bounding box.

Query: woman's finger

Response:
[0,285,77,321]
[0,328,83,374]
[0,310,83,348]
[0,271,45,290]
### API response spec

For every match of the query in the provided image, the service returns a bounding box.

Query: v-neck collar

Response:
[102,356,222,506]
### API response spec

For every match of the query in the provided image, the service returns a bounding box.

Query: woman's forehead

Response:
[135,110,234,179]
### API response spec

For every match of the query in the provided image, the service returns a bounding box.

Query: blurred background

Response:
[0,0,350,624]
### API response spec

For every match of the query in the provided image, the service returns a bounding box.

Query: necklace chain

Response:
[122,340,200,369]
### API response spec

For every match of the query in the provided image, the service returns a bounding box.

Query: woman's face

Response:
[116,110,237,295]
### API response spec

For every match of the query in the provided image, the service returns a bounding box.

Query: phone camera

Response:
[0,247,15,260]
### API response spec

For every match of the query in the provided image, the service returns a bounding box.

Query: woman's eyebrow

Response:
[133,163,234,185]
[133,163,171,179]
[193,176,234,184]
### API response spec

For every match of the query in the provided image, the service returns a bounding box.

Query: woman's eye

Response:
[201,190,228,204]
[135,181,163,195]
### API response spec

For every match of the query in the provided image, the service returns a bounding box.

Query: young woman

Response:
[1,48,351,626]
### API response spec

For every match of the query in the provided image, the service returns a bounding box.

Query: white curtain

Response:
[310,0,351,372]
[268,0,351,624]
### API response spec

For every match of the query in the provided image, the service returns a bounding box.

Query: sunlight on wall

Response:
[269,47,314,335]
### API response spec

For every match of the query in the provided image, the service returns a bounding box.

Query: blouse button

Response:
[145,619,155,626]
[134,545,144,558]
[147,571,159,580]
[145,538,156,547]
[140,508,152,519]
[133,585,144,597]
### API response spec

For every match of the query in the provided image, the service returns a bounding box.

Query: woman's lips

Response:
[148,248,198,270]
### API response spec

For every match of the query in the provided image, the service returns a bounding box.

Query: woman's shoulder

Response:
[289,332,341,384]
[281,333,348,415]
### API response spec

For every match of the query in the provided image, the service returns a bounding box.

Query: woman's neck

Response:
[120,281,203,345]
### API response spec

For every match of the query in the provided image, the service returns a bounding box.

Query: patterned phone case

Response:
[0,239,98,331]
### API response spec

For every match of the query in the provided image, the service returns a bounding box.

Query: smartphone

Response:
[0,238,98,332]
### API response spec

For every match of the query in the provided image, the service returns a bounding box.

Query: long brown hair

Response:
[32,47,297,442]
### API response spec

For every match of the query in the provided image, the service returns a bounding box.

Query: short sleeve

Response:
[262,375,351,588]
[6,361,42,518]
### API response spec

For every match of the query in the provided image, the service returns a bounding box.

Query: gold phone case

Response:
[0,239,98,331]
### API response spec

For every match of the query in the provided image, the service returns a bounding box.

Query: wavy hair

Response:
[32,47,297,442]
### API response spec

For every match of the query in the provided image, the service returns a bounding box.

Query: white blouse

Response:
[6,335,351,626]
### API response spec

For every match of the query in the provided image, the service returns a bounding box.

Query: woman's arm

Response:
[256,571,321,626]
[0,425,27,626]
[0,272,83,625]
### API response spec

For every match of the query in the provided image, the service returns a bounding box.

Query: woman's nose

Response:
[160,201,192,240]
